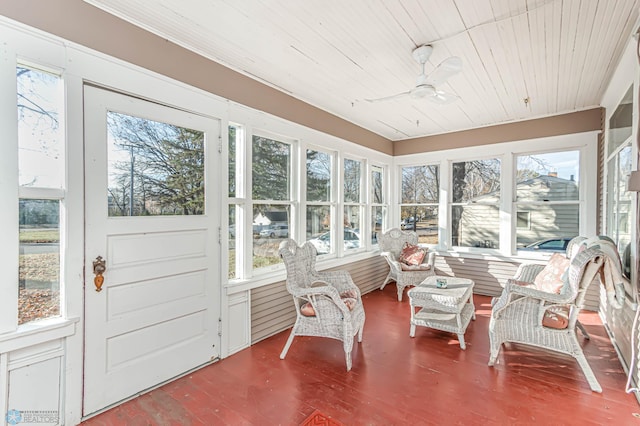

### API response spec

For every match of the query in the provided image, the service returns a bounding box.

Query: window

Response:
[370,165,386,246]
[106,112,205,216]
[606,85,634,280]
[17,65,64,325]
[400,165,439,244]
[516,211,531,229]
[343,158,363,252]
[451,159,501,248]
[252,134,293,270]
[228,125,242,279]
[305,149,334,254]
[515,151,580,250]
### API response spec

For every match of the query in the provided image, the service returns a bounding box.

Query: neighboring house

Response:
[457,174,579,248]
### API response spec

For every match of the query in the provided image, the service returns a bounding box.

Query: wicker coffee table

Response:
[407,276,476,349]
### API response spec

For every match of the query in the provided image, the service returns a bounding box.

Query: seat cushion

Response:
[533,253,570,294]
[398,243,427,266]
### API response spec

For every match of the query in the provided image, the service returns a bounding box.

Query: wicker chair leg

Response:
[487,332,501,366]
[357,324,364,342]
[345,351,352,371]
[279,329,296,360]
[575,352,602,392]
[397,284,405,301]
[576,320,590,340]
[380,273,394,290]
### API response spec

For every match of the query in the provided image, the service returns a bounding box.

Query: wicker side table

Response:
[408,276,476,349]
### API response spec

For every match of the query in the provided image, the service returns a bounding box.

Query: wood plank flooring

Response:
[82,286,640,425]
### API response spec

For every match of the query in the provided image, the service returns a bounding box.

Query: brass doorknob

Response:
[93,256,106,292]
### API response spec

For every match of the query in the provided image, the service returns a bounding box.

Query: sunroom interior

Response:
[1,0,640,424]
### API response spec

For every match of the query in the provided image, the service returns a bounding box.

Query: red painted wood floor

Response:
[82,286,640,425]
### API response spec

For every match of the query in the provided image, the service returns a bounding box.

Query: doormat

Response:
[300,409,344,426]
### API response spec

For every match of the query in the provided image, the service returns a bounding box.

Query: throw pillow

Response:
[533,253,570,294]
[342,297,357,311]
[398,243,427,266]
[542,305,570,329]
[300,302,316,316]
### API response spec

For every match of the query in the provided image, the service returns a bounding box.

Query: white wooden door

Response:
[83,86,221,416]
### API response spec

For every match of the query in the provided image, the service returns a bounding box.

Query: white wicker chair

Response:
[488,245,605,392]
[278,239,366,371]
[379,228,436,301]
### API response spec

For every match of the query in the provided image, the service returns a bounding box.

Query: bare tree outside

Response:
[17,66,63,324]
[107,112,205,216]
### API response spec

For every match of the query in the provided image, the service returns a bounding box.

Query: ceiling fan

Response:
[366,45,462,104]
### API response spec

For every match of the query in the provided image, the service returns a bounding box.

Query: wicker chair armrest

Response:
[424,251,436,267]
[511,263,546,283]
[289,281,340,299]
[313,271,360,296]
[504,279,573,304]
[380,252,402,270]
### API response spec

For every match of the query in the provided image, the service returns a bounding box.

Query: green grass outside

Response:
[20,229,59,243]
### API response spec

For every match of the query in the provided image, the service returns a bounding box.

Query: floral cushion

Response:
[398,243,427,266]
[533,253,570,294]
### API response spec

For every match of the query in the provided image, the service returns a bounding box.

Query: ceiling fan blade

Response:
[365,91,411,103]
[427,89,459,104]
[425,56,463,86]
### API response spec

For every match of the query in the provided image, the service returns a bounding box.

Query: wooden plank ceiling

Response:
[84,0,639,140]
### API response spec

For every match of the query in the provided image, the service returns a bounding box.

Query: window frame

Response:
[12,63,66,331]
[449,156,502,251]
[394,132,598,258]
[304,145,336,256]
[398,163,440,246]
[513,148,582,254]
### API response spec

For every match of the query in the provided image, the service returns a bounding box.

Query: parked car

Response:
[308,229,360,254]
[520,237,575,252]
[400,217,416,229]
[259,224,289,238]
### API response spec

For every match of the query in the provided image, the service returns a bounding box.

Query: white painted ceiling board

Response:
[83,0,640,141]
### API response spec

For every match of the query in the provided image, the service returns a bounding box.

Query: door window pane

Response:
[19,199,60,325]
[17,67,64,189]
[107,112,205,216]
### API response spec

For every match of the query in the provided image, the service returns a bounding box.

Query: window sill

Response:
[225,250,379,294]
[0,317,79,353]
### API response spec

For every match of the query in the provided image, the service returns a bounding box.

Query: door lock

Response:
[93,256,106,292]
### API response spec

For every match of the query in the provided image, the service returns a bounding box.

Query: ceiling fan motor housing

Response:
[412,44,434,64]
